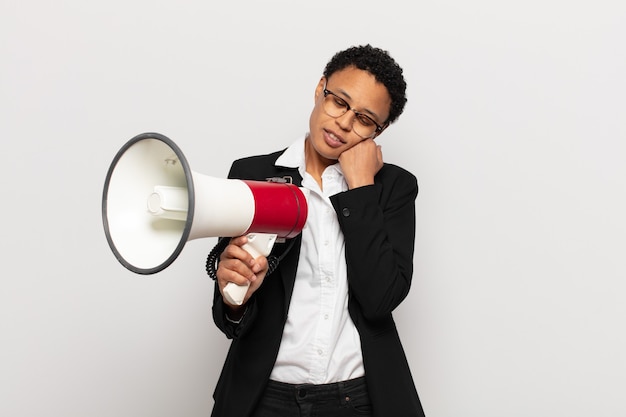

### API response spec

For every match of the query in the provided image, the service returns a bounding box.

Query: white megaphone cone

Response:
[102,132,308,305]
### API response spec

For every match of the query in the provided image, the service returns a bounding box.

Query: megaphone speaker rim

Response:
[102,132,195,274]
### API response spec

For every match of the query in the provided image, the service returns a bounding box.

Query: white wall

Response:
[1,1,624,416]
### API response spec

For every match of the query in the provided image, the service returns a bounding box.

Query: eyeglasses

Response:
[322,86,384,139]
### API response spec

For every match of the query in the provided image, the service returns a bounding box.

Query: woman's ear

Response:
[314,76,326,100]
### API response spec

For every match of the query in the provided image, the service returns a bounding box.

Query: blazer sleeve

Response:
[330,164,418,320]
[212,281,259,339]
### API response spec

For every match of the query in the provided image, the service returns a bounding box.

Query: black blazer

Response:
[211,148,426,417]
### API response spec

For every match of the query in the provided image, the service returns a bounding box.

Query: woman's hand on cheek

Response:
[339,139,383,189]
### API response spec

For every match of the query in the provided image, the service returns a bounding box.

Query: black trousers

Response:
[251,377,372,417]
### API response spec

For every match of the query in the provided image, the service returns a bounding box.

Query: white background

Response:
[1,1,625,416]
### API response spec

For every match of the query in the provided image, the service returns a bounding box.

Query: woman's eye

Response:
[357,114,375,126]
[334,98,348,108]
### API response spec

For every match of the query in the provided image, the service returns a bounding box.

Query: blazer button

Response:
[342,208,350,217]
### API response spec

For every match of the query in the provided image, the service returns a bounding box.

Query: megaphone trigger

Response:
[242,233,278,258]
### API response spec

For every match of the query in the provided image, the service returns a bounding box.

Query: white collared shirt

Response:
[269,136,365,384]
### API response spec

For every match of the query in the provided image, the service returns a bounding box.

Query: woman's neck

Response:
[304,135,335,189]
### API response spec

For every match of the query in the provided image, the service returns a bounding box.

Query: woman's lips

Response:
[324,130,345,148]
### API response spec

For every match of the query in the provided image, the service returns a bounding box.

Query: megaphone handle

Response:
[222,282,250,306]
[222,233,278,306]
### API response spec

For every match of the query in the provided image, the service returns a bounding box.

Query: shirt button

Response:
[342,208,350,217]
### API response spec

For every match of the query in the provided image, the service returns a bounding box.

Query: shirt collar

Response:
[275,135,306,169]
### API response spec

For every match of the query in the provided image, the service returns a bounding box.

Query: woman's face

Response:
[307,66,391,168]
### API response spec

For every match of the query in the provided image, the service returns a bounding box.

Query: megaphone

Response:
[102,132,308,305]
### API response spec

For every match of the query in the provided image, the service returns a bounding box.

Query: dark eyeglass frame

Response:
[322,87,384,138]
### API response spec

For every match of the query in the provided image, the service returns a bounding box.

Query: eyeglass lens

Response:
[323,92,378,138]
